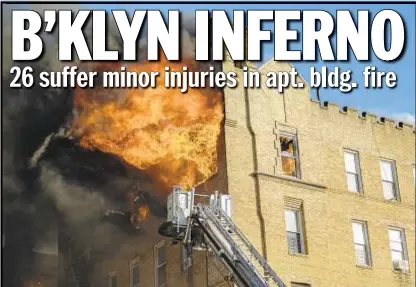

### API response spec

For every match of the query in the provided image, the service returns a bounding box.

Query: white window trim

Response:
[108,271,117,287]
[344,149,363,193]
[130,256,140,287]
[380,158,400,201]
[352,220,371,267]
[388,227,409,267]
[154,240,167,287]
[285,208,306,254]
[280,132,301,179]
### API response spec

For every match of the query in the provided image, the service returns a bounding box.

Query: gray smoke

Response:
[2,6,204,286]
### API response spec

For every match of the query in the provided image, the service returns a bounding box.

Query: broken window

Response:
[280,133,300,178]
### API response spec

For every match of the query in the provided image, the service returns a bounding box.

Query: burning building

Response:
[2,5,231,286]
[2,5,415,287]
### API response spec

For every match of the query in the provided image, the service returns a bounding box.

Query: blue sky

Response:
[90,3,415,123]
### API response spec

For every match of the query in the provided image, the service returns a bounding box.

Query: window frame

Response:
[284,208,306,254]
[379,159,400,201]
[279,132,301,179]
[351,220,372,267]
[108,271,117,287]
[180,244,192,272]
[343,149,363,193]
[154,241,167,287]
[130,257,140,287]
[388,227,409,268]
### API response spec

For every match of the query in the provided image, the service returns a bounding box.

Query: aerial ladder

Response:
[158,186,286,287]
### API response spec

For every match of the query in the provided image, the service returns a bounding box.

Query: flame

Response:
[70,61,223,190]
[137,205,150,221]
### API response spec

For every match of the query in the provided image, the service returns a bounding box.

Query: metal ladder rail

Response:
[199,205,273,286]
[191,210,252,287]
[214,207,286,287]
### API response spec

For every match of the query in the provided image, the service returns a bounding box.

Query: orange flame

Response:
[137,205,150,221]
[70,61,223,191]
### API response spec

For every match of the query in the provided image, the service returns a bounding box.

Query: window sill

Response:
[356,265,373,270]
[392,269,411,275]
[253,172,327,191]
[384,199,401,204]
[288,252,308,258]
[348,191,365,197]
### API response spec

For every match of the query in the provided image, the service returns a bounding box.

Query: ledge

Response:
[345,191,366,199]
[252,172,327,191]
[383,199,401,205]
[324,188,415,210]
[392,269,411,275]
[288,252,308,258]
[356,265,373,270]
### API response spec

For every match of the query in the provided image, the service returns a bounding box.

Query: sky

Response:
[90,2,415,124]
[4,3,416,124]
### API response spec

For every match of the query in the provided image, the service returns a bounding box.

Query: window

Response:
[155,241,167,287]
[388,228,409,270]
[130,257,140,287]
[280,133,300,178]
[285,209,305,254]
[352,221,371,266]
[380,160,399,201]
[108,272,117,287]
[220,195,232,217]
[344,150,362,193]
[180,245,192,272]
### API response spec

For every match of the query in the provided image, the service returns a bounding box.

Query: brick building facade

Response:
[15,56,414,287]
[220,55,415,286]
[94,56,414,287]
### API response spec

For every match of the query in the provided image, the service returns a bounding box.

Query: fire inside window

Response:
[280,133,300,178]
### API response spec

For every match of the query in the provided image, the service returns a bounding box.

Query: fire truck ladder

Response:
[191,203,286,287]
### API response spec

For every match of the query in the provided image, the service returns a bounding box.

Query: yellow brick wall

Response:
[222,56,415,287]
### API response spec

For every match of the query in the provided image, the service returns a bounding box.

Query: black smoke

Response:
[2,5,178,286]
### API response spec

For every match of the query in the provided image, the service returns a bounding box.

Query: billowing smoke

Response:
[2,5,222,286]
